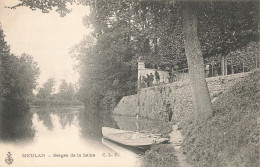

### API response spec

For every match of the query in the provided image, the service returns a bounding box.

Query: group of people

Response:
[142,73,154,87]
[141,70,161,88]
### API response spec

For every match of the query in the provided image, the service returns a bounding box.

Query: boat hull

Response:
[102,127,169,147]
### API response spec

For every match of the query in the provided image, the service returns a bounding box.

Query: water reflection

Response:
[35,107,80,130]
[79,109,102,142]
[58,112,77,129]
[0,106,142,167]
[36,107,54,130]
[0,106,35,142]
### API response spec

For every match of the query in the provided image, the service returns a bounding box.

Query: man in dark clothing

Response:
[146,74,151,87]
[155,70,160,84]
[150,73,154,86]
[168,108,173,122]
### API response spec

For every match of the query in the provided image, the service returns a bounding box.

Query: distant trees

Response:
[37,78,55,100]
[56,79,77,104]
[34,78,81,106]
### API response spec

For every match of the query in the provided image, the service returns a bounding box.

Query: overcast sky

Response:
[0,0,91,88]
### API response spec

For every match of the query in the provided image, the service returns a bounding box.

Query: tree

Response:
[37,78,55,100]
[1,53,39,109]
[57,79,75,103]
[182,2,213,120]
[0,24,10,112]
[198,1,259,75]
[59,79,69,95]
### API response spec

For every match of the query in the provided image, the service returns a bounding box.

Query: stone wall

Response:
[112,95,137,116]
[112,72,250,122]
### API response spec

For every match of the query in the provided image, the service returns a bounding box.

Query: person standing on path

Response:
[155,70,160,85]
[169,107,173,122]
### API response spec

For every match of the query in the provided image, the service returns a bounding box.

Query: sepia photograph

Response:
[0,0,259,167]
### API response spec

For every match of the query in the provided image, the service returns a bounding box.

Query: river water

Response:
[0,106,142,167]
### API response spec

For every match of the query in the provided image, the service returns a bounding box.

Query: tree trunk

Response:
[224,55,227,75]
[182,3,213,121]
[221,54,227,76]
[231,59,234,74]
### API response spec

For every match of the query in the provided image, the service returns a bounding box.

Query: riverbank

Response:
[180,69,259,167]
[140,121,184,167]
[31,104,84,110]
[130,69,259,167]
[111,115,177,167]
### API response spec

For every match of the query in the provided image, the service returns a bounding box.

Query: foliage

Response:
[34,78,82,106]
[55,79,79,105]
[0,25,9,112]
[9,0,74,17]
[36,77,55,100]
[227,41,259,71]
[198,1,259,62]
[1,52,40,111]
[71,28,138,110]
[142,144,179,167]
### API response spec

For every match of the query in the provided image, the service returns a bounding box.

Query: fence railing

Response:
[140,60,257,89]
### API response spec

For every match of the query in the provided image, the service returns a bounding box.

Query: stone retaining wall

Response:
[112,72,249,122]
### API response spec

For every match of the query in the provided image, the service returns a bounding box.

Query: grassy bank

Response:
[142,144,179,167]
[136,119,177,167]
[180,69,259,167]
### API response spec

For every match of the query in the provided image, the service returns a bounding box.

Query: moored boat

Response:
[102,127,169,147]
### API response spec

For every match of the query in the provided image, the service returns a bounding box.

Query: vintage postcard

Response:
[0,0,259,167]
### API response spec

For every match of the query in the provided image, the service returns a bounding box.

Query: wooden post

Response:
[163,75,164,84]
[137,57,145,115]
[182,69,185,81]
[211,63,214,77]
[242,62,245,73]
[256,56,258,68]
[221,54,225,76]
[231,59,234,74]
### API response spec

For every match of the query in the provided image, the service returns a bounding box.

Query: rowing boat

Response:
[102,127,169,147]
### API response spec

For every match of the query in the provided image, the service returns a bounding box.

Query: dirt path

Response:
[170,124,192,167]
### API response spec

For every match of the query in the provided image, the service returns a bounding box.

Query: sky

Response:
[0,0,91,88]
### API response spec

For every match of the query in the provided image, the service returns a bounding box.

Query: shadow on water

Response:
[0,104,35,142]
[79,109,119,143]
[79,109,149,155]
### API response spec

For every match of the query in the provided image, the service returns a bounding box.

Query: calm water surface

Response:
[0,106,141,167]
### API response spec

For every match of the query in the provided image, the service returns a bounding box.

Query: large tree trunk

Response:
[182,3,213,121]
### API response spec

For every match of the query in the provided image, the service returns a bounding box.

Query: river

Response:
[0,106,142,167]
